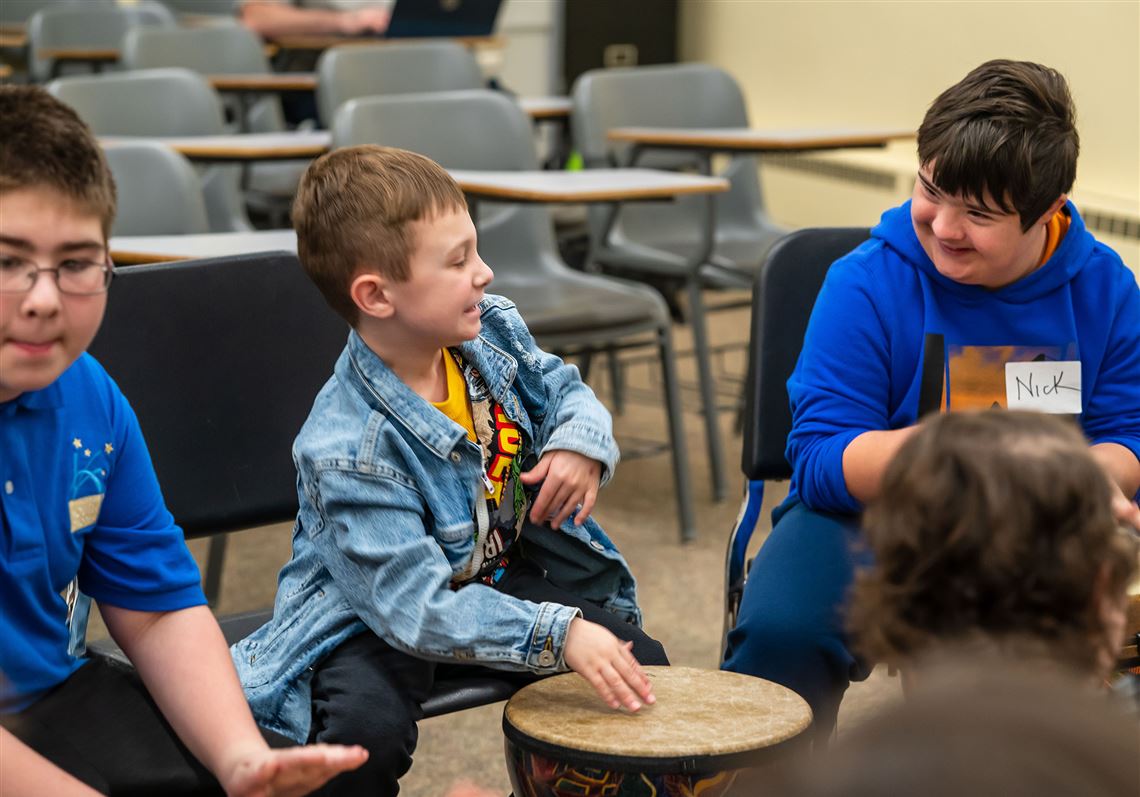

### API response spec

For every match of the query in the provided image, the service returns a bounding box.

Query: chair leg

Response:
[685,277,727,501]
[606,349,625,414]
[721,479,765,661]
[659,326,697,543]
[203,535,228,606]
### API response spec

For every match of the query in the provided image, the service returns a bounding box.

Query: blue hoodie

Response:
[785,200,1140,514]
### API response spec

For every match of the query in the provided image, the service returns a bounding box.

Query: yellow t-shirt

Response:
[431,349,476,443]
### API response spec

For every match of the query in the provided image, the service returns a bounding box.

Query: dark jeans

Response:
[1,656,290,796]
[722,500,874,744]
[307,554,670,797]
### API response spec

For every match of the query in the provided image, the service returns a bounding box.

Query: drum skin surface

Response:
[503,666,812,797]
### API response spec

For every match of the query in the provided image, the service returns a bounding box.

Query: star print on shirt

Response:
[73,438,82,449]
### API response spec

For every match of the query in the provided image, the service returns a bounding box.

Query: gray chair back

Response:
[27,1,176,82]
[121,25,285,133]
[103,141,210,236]
[571,62,782,269]
[0,0,97,26]
[316,41,482,126]
[48,68,251,233]
[332,89,558,282]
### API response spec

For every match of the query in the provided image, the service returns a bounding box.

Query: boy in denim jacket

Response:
[233,145,668,796]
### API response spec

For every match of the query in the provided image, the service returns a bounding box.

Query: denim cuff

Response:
[526,602,582,672]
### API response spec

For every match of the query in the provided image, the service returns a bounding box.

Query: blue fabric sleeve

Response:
[785,257,894,514]
[1082,268,1140,486]
[77,370,206,611]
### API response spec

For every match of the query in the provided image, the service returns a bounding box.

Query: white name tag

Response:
[1005,361,1082,413]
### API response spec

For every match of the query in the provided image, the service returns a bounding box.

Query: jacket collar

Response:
[339,327,519,460]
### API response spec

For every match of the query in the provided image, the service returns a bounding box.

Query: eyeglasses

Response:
[0,257,114,295]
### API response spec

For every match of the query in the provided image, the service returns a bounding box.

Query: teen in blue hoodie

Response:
[722,60,1140,742]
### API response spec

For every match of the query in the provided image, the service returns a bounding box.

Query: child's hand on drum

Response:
[563,619,655,711]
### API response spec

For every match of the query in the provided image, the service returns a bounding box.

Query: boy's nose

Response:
[21,271,63,317]
[475,257,493,286]
[931,207,964,241]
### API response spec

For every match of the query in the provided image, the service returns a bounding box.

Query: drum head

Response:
[503,666,812,773]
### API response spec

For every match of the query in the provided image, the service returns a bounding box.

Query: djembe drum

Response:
[502,666,812,797]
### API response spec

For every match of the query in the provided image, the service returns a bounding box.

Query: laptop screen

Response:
[385,0,504,38]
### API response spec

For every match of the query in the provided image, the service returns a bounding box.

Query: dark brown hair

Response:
[292,145,468,324]
[918,60,1078,231]
[0,86,117,237]
[850,410,1137,677]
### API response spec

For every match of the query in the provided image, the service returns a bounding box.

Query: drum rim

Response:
[502,714,812,775]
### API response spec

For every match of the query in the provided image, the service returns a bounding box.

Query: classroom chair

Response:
[103,141,210,236]
[722,227,870,659]
[86,251,529,731]
[120,25,302,218]
[26,1,175,82]
[46,67,253,233]
[572,63,789,501]
[332,89,699,542]
[0,0,96,27]
[315,40,482,127]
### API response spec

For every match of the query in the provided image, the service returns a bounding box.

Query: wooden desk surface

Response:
[208,73,319,93]
[111,230,297,265]
[0,32,26,48]
[36,47,119,63]
[516,96,571,121]
[607,126,915,152]
[102,131,331,162]
[270,33,504,52]
[449,168,728,203]
[0,64,11,80]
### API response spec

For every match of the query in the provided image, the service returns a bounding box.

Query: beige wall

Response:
[678,0,1140,272]
[679,0,1138,203]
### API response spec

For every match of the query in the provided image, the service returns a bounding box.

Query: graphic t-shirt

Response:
[432,349,530,585]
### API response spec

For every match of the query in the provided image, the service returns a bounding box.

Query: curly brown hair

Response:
[0,86,116,237]
[849,410,1137,677]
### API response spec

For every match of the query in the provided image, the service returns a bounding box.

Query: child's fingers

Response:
[600,662,643,711]
[574,483,599,526]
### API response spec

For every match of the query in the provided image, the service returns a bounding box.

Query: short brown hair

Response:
[0,86,116,237]
[918,60,1078,231]
[850,410,1138,678]
[292,145,467,324]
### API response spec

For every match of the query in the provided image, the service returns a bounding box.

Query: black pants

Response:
[0,656,290,796]
[307,556,670,797]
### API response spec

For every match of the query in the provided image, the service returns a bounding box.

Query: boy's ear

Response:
[350,272,395,320]
[1031,194,1068,228]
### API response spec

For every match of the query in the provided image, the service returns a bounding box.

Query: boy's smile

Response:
[0,186,108,403]
[910,165,1063,290]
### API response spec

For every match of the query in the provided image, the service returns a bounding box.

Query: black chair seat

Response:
[89,607,525,720]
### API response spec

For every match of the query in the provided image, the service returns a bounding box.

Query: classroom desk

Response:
[450,168,727,206]
[0,64,11,80]
[207,73,570,122]
[606,126,916,155]
[269,33,504,53]
[0,33,26,48]
[102,131,331,163]
[111,230,298,265]
[594,125,915,499]
[38,47,118,79]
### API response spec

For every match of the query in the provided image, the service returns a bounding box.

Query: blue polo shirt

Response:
[0,354,205,713]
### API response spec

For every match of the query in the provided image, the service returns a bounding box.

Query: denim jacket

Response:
[232,296,640,742]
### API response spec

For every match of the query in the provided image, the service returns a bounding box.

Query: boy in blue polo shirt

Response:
[0,86,367,796]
